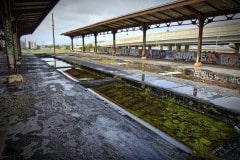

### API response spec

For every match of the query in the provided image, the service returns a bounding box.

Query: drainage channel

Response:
[40,55,239,157]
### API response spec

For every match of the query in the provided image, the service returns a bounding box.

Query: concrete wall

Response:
[98,47,240,67]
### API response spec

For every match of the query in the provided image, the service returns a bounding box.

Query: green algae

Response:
[64,68,105,81]
[92,82,237,153]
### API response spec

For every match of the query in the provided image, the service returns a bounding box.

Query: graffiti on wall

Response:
[193,69,240,85]
[98,47,240,67]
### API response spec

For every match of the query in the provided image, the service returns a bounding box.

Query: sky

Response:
[21,0,175,45]
[21,0,240,46]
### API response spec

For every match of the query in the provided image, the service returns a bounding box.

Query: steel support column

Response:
[82,35,85,52]
[167,44,172,51]
[176,45,181,52]
[70,36,73,51]
[112,30,117,55]
[13,32,19,61]
[142,25,148,58]
[234,43,240,54]
[3,14,16,74]
[194,16,205,67]
[94,33,98,53]
[17,35,22,60]
[185,45,189,52]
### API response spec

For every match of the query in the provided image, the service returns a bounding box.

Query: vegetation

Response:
[92,82,237,157]
[64,68,105,81]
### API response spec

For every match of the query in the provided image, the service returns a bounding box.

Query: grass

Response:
[22,49,68,54]
[92,82,237,156]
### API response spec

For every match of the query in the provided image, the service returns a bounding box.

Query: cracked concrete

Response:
[0,55,188,160]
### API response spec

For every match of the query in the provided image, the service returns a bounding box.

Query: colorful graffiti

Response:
[98,47,240,67]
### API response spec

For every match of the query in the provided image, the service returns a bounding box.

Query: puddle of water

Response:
[46,60,72,68]
[148,79,183,89]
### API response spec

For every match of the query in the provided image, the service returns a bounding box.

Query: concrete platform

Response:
[57,53,240,114]
[0,54,188,159]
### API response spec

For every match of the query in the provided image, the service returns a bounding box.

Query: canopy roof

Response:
[62,0,240,37]
[12,0,59,36]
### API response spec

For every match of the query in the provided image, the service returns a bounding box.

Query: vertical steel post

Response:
[82,35,85,52]
[70,36,73,51]
[112,30,117,55]
[194,16,205,67]
[52,13,55,55]
[94,33,98,53]
[142,25,147,58]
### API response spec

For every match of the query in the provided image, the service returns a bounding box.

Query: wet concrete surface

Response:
[58,54,240,114]
[0,55,188,160]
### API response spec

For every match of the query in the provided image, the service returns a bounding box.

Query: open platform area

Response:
[0,54,190,160]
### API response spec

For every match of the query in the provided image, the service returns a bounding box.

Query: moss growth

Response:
[64,68,105,81]
[93,82,237,154]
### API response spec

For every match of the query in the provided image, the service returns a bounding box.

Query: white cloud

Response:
[22,0,174,45]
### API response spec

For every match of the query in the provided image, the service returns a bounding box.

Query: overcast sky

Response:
[22,0,175,45]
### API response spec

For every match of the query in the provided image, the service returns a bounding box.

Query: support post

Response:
[3,13,16,74]
[142,25,148,59]
[194,16,205,67]
[176,45,181,52]
[185,45,189,52]
[70,36,73,51]
[52,13,55,55]
[82,35,85,52]
[94,33,98,53]
[234,43,240,54]
[167,44,172,51]
[17,35,22,60]
[112,30,117,55]
[160,45,163,50]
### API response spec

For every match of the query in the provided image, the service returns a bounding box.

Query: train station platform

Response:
[59,52,240,114]
[0,54,188,159]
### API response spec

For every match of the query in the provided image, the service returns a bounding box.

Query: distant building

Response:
[21,39,37,49]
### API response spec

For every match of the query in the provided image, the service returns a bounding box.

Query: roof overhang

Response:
[61,0,240,37]
[12,0,59,36]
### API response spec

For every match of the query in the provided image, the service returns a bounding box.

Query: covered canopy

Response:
[62,0,240,37]
[11,0,59,36]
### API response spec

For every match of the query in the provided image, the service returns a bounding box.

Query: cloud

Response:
[22,0,174,45]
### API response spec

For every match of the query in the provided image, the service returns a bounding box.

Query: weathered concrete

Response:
[57,53,240,114]
[0,55,188,159]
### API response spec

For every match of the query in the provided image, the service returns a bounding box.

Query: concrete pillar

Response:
[176,45,181,52]
[185,45,189,52]
[70,37,73,51]
[194,16,205,67]
[135,46,138,49]
[167,44,172,51]
[94,33,98,53]
[142,25,148,58]
[82,35,85,52]
[3,14,16,74]
[112,30,117,55]
[148,46,151,50]
[160,45,163,50]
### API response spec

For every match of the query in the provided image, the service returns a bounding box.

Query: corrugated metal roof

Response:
[62,0,240,37]
[12,0,59,36]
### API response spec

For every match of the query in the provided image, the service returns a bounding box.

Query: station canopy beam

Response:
[61,0,240,66]
[61,0,240,37]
